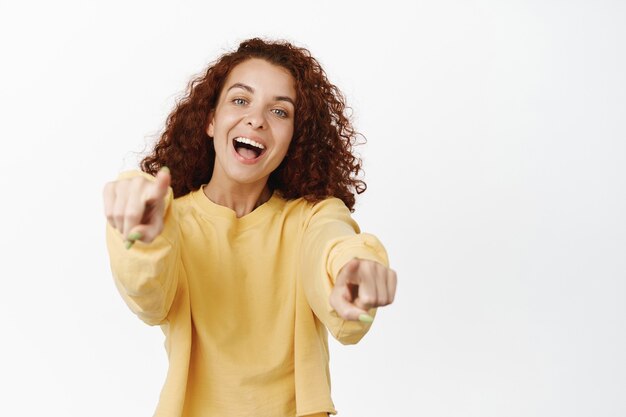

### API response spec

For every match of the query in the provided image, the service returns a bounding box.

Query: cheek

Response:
[212,133,229,154]
[278,133,293,157]
[213,109,239,133]
[278,124,294,150]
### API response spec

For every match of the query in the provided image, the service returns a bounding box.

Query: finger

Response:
[145,167,171,203]
[103,181,116,228]
[338,258,378,312]
[125,169,170,248]
[122,180,149,238]
[329,284,369,321]
[123,194,146,240]
[125,218,163,248]
[374,265,391,306]
[336,258,360,284]
[387,269,398,304]
[112,184,128,234]
[353,275,378,311]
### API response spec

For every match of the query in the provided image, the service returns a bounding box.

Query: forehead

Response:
[223,58,296,99]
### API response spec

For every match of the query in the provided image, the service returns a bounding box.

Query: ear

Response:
[206,110,215,137]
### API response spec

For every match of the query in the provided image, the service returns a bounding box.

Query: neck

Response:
[203,180,272,218]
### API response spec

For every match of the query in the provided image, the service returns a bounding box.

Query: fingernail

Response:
[358,314,374,323]
[124,240,134,250]
[127,231,143,241]
[159,166,170,174]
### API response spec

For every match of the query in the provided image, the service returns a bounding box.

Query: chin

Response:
[228,170,270,186]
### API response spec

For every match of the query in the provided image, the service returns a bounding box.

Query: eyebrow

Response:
[226,82,295,106]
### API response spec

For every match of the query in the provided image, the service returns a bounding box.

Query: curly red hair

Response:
[141,38,366,211]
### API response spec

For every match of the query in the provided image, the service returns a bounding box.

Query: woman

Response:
[104,38,397,417]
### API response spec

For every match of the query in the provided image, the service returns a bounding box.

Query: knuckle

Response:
[135,176,152,189]
[359,296,375,306]
[113,211,125,223]
[128,178,144,192]
[125,209,143,221]
[111,183,127,197]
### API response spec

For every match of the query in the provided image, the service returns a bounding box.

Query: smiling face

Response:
[206,58,296,191]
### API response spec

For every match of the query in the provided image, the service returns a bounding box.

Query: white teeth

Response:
[234,137,265,150]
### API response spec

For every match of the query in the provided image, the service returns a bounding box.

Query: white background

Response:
[0,1,624,416]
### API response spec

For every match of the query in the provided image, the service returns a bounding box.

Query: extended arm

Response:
[104,169,180,325]
[300,198,395,344]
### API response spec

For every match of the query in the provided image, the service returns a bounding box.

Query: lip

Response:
[231,135,267,165]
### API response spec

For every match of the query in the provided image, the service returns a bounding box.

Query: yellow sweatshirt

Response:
[105,171,389,417]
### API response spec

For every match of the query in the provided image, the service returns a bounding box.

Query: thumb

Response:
[331,259,373,322]
[146,166,171,202]
[330,292,371,322]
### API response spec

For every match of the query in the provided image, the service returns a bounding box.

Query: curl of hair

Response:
[141,38,366,211]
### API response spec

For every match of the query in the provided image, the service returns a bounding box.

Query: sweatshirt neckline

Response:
[190,185,282,227]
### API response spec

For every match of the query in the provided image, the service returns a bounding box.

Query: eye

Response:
[232,98,247,106]
[272,108,288,118]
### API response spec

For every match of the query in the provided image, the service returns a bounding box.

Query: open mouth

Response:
[232,137,266,160]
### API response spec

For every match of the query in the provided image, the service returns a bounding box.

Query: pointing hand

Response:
[329,258,397,322]
[103,167,171,248]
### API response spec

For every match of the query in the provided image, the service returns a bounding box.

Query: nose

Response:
[245,106,266,129]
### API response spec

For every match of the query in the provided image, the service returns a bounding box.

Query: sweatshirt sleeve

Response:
[300,197,390,345]
[105,170,180,326]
